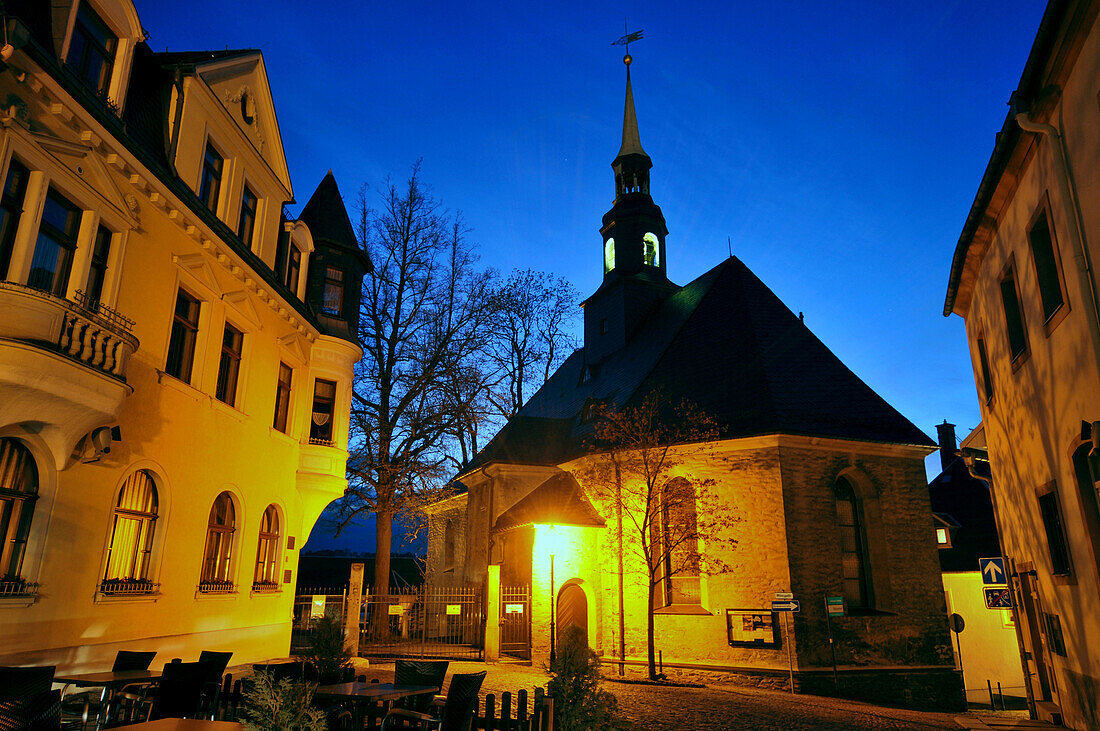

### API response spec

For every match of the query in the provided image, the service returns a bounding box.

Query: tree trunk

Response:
[647,578,657,680]
[370,505,394,638]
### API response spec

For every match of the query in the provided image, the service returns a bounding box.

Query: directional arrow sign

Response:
[979,557,1006,585]
[771,600,800,612]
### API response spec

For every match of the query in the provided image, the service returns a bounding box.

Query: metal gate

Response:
[500,585,531,660]
[358,585,483,660]
[291,587,346,653]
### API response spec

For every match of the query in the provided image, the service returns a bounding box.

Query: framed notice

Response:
[388,604,404,616]
[726,609,779,648]
[310,596,326,619]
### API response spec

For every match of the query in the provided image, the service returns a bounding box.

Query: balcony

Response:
[97,578,159,597]
[0,283,139,467]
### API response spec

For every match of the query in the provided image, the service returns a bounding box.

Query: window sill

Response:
[251,587,284,597]
[195,589,240,601]
[95,592,161,605]
[653,604,712,616]
[1051,572,1076,586]
[269,427,296,446]
[0,594,39,608]
[1010,349,1030,374]
[1042,302,1070,337]
[211,398,247,422]
[156,369,205,401]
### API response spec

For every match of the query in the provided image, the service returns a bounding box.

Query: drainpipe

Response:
[1015,106,1100,370]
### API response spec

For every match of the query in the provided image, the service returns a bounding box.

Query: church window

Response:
[0,438,38,583]
[655,478,701,606]
[101,470,158,593]
[643,232,659,267]
[66,2,117,97]
[200,492,236,590]
[835,477,870,608]
[253,504,280,590]
[604,238,615,273]
[444,520,456,569]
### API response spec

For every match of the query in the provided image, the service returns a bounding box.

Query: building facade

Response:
[0,0,367,670]
[943,1,1100,727]
[427,60,963,709]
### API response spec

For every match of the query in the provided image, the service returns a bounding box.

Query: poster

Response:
[726,609,778,647]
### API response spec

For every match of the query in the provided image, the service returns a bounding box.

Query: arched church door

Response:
[556,583,588,647]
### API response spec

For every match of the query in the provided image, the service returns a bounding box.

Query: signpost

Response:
[984,587,1012,609]
[979,557,1006,585]
[775,593,797,694]
[824,596,844,692]
[949,612,965,677]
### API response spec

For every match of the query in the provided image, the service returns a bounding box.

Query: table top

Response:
[114,720,242,730]
[313,682,438,701]
[54,669,163,687]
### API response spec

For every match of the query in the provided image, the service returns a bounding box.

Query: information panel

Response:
[726,609,778,648]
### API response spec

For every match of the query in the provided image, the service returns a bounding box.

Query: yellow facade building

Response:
[0,0,366,670]
[944,1,1100,727]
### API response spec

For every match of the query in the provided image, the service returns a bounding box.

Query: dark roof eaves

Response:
[943,0,1073,316]
[22,39,354,343]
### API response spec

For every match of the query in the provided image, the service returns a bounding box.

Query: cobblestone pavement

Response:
[362,659,994,730]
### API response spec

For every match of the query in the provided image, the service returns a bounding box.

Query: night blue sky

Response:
[136,1,1047,552]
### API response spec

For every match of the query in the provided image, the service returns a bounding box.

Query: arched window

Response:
[0,438,38,585]
[604,238,616,273]
[835,476,870,608]
[200,492,236,591]
[101,470,158,594]
[253,504,280,591]
[643,233,660,267]
[656,478,701,606]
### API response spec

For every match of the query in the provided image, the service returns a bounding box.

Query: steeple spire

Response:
[617,68,649,160]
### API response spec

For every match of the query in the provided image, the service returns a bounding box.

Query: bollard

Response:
[997,681,1005,711]
[987,680,995,709]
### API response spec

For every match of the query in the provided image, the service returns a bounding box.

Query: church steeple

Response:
[582,52,678,365]
[613,65,652,199]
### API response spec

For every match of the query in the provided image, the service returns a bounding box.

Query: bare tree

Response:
[340,165,493,601]
[576,391,735,679]
[484,269,579,419]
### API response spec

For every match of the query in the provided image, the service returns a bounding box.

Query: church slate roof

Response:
[462,255,934,475]
[493,472,605,531]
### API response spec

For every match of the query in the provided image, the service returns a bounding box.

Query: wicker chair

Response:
[393,660,449,714]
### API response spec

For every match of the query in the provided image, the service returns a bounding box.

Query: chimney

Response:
[936,421,957,472]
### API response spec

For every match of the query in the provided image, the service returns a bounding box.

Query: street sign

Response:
[979,557,1006,585]
[446,604,462,615]
[825,596,845,617]
[771,600,800,612]
[984,587,1012,609]
[775,592,794,600]
[950,613,965,633]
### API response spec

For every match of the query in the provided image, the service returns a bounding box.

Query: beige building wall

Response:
[947,3,1100,727]
[0,0,358,672]
[942,572,1026,704]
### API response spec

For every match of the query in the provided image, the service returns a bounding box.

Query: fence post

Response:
[485,565,501,661]
[345,563,365,656]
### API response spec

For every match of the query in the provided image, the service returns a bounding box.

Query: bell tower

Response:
[583,52,678,365]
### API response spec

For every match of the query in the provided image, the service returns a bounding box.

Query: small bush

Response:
[239,671,326,731]
[306,614,352,684]
[548,626,627,731]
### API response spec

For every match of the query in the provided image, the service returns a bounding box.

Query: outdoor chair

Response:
[0,689,62,730]
[393,660,449,714]
[0,665,55,701]
[380,670,485,731]
[129,660,219,722]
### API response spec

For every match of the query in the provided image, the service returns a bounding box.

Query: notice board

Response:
[726,609,779,647]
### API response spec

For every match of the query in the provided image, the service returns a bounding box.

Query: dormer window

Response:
[322,265,345,316]
[643,233,659,267]
[66,3,117,97]
[286,246,301,296]
[199,142,224,213]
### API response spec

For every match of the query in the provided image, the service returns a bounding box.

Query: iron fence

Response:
[291,587,347,653]
[358,585,483,660]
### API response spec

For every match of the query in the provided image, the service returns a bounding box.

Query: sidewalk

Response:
[955,714,1067,730]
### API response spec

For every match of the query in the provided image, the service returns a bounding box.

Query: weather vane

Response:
[611,23,644,66]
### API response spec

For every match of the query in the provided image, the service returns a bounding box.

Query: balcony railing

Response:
[97,578,159,596]
[308,436,336,447]
[0,578,39,598]
[251,581,280,594]
[198,580,236,595]
[0,282,139,381]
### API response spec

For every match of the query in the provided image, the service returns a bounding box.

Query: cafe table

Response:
[114,720,243,730]
[54,669,164,727]
[313,682,438,726]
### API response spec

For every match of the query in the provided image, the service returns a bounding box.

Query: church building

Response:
[426,56,963,708]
